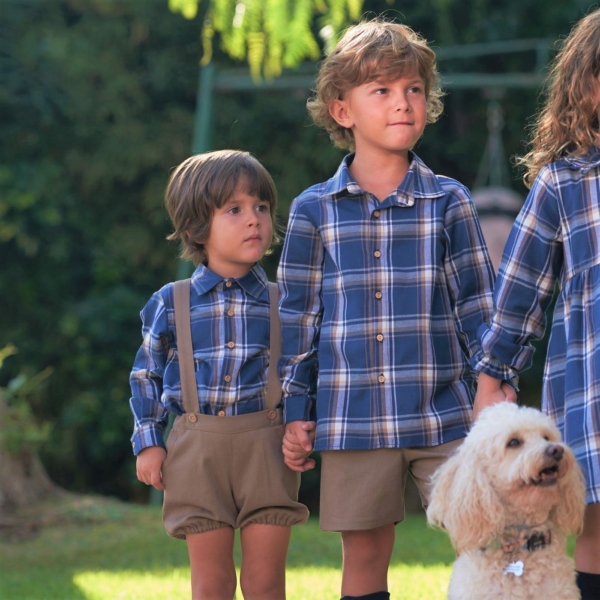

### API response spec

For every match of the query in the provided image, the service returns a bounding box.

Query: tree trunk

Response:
[0,448,58,513]
[0,396,58,515]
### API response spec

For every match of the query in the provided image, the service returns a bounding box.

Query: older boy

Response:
[278,21,515,600]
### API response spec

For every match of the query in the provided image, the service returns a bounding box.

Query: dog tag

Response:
[504,560,524,576]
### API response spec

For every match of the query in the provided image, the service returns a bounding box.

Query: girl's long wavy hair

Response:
[517,8,600,188]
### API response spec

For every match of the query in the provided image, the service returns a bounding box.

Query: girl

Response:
[472,9,600,599]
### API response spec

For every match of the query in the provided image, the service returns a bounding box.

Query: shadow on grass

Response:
[0,496,453,599]
[0,498,190,600]
[285,513,455,569]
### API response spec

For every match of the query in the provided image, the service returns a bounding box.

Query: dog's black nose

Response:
[545,444,563,461]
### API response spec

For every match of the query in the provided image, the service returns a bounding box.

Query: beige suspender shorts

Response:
[161,280,308,539]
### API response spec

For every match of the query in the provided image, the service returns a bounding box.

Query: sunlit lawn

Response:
[0,497,464,599]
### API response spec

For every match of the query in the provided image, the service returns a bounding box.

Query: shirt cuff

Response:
[471,353,519,388]
[283,394,313,423]
[130,426,166,456]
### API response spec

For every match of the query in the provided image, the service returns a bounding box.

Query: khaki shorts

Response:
[162,408,309,539]
[319,437,463,531]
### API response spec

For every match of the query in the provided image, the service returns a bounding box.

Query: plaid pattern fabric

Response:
[129,264,270,455]
[472,148,600,503]
[278,153,495,451]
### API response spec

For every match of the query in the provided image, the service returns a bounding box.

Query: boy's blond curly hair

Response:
[308,19,444,151]
[165,150,280,266]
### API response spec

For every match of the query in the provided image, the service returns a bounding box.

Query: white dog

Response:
[427,402,586,600]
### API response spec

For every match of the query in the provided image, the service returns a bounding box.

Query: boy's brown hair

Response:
[308,20,444,151]
[165,150,279,266]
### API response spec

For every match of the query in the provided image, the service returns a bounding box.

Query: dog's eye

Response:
[543,435,549,441]
[507,438,521,448]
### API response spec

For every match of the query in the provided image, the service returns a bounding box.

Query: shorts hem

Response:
[166,520,232,540]
[241,514,309,529]
[319,515,403,532]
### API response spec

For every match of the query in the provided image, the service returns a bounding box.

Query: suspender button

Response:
[188,414,197,423]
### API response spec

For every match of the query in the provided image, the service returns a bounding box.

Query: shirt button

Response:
[376,334,384,342]
[373,210,381,218]
[225,281,232,288]
[374,250,381,258]
[218,410,225,417]
[375,291,382,299]
[227,309,234,317]
[378,374,385,383]
[188,414,197,423]
[227,341,235,349]
[224,375,232,382]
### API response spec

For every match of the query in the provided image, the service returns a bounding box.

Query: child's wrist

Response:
[476,372,503,394]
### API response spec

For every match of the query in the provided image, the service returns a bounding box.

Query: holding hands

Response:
[282,421,317,472]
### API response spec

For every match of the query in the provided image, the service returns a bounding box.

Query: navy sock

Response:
[341,592,390,600]
[576,571,600,600]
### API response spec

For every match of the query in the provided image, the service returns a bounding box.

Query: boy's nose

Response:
[395,96,409,111]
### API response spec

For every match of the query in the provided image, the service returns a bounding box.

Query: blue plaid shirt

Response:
[278,153,495,451]
[129,264,271,455]
[472,148,600,503]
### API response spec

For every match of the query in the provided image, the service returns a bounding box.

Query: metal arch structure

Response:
[191,37,553,155]
[176,37,553,279]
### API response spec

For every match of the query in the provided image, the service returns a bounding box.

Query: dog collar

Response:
[483,524,552,554]
[481,524,552,578]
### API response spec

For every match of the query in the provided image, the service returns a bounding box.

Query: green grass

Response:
[0,496,455,599]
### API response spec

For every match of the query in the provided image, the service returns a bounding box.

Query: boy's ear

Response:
[329,99,354,129]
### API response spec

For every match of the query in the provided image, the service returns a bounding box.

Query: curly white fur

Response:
[427,402,586,600]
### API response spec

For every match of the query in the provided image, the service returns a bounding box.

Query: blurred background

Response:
[0,0,593,515]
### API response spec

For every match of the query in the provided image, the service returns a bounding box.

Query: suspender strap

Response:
[172,279,282,414]
[173,279,199,414]
[266,282,282,410]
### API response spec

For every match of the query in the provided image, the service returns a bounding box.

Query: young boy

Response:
[278,21,515,600]
[129,150,308,600]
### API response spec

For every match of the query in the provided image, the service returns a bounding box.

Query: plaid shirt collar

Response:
[191,263,268,298]
[322,151,446,207]
[561,147,600,173]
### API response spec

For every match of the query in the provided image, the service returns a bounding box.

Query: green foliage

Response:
[0,0,593,505]
[168,0,365,80]
[0,345,52,456]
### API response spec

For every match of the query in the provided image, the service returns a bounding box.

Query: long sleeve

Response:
[443,186,496,361]
[129,292,171,455]
[472,166,563,379]
[277,197,324,422]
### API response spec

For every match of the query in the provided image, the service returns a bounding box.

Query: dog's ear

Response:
[427,439,505,553]
[552,450,586,535]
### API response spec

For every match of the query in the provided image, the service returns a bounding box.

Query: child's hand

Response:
[136,446,167,491]
[473,373,518,421]
[282,421,316,472]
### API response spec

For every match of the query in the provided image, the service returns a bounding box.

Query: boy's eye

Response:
[227,206,240,214]
[375,87,388,95]
[409,86,424,94]
[256,204,269,213]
